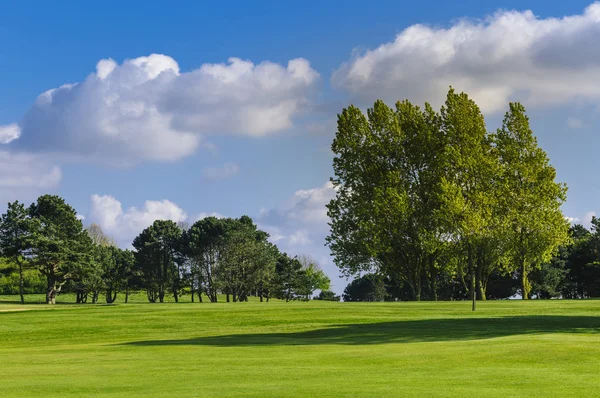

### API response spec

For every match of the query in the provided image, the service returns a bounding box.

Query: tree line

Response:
[342,218,600,301]
[327,88,571,308]
[0,196,331,304]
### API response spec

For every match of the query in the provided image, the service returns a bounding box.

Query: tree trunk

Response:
[429,256,438,301]
[469,244,476,311]
[479,285,487,301]
[18,261,24,305]
[521,260,530,300]
[46,287,56,305]
[226,293,230,302]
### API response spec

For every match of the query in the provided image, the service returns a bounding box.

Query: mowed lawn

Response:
[1,297,599,397]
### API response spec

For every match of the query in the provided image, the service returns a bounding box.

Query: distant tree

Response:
[184,217,231,303]
[120,249,136,303]
[314,290,340,301]
[295,255,330,300]
[343,274,387,302]
[28,195,93,304]
[530,246,568,299]
[0,201,32,304]
[133,220,182,303]
[273,253,303,302]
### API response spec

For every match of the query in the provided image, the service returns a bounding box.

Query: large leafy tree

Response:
[133,220,182,303]
[28,195,93,304]
[0,201,33,304]
[493,103,570,299]
[184,217,231,302]
[438,89,500,310]
[327,99,444,301]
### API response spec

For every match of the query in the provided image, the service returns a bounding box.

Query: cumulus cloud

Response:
[202,162,240,180]
[258,181,335,249]
[0,151,61,205]
[0,124,21,144]
[89,194,187,245]
[11,54,319,163]
[260,181,336,228]
[194,212,226,221]
[333,2,600,113]
[257,181,342,292]
[288,229,312,246]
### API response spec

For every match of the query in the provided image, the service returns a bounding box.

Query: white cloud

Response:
[12,54,319,163]
[288,229,312,246]
[333,3,600,113]
[258,181,335,249]
[257,182,342,292]
[565,216,580,224]
[89,194,187,245]
[0,151,61,204]
[567,117,583,129]
[582,211,597,229]
[263,181,336,227]
[202,162,240,180]
[194,212,225,221]
[0,124,21,144]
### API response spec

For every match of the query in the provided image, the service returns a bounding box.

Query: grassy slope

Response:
[1,297,599,397]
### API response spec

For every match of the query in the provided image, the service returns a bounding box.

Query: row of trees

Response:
[132,216,330,303]
[0,195,330,304]
[342,219,600,301]
[327,88,570,307]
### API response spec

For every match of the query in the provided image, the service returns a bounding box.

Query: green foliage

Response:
[343,273,387,302]
[133,220,182,303]
[328,88,569,305]
[314,290,340,301]
[493,102,570,299]
[27,195,93,304]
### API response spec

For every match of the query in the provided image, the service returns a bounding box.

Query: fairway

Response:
[1,299,599,397]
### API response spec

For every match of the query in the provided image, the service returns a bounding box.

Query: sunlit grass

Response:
[1,297,599,397]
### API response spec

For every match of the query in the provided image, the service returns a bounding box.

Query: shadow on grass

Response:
[120,315,600,347]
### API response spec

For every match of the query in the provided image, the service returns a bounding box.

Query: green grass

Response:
[1,297,599,397]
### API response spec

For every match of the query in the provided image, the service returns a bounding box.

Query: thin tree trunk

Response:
[18,260,24,305]
[469,244,476,311]
[521,260,530,300]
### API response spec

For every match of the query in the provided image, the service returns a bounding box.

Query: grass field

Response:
[1,296,599,397]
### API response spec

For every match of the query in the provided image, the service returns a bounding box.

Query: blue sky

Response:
[1,0,599,293]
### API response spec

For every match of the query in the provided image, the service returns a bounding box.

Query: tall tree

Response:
[28,195,93,304]
[0,201,32,304]
[438,89,498,310]
[133,220,182,303]
[493,103,570,299]
[328,98,447,301]
[184,217,231,303]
